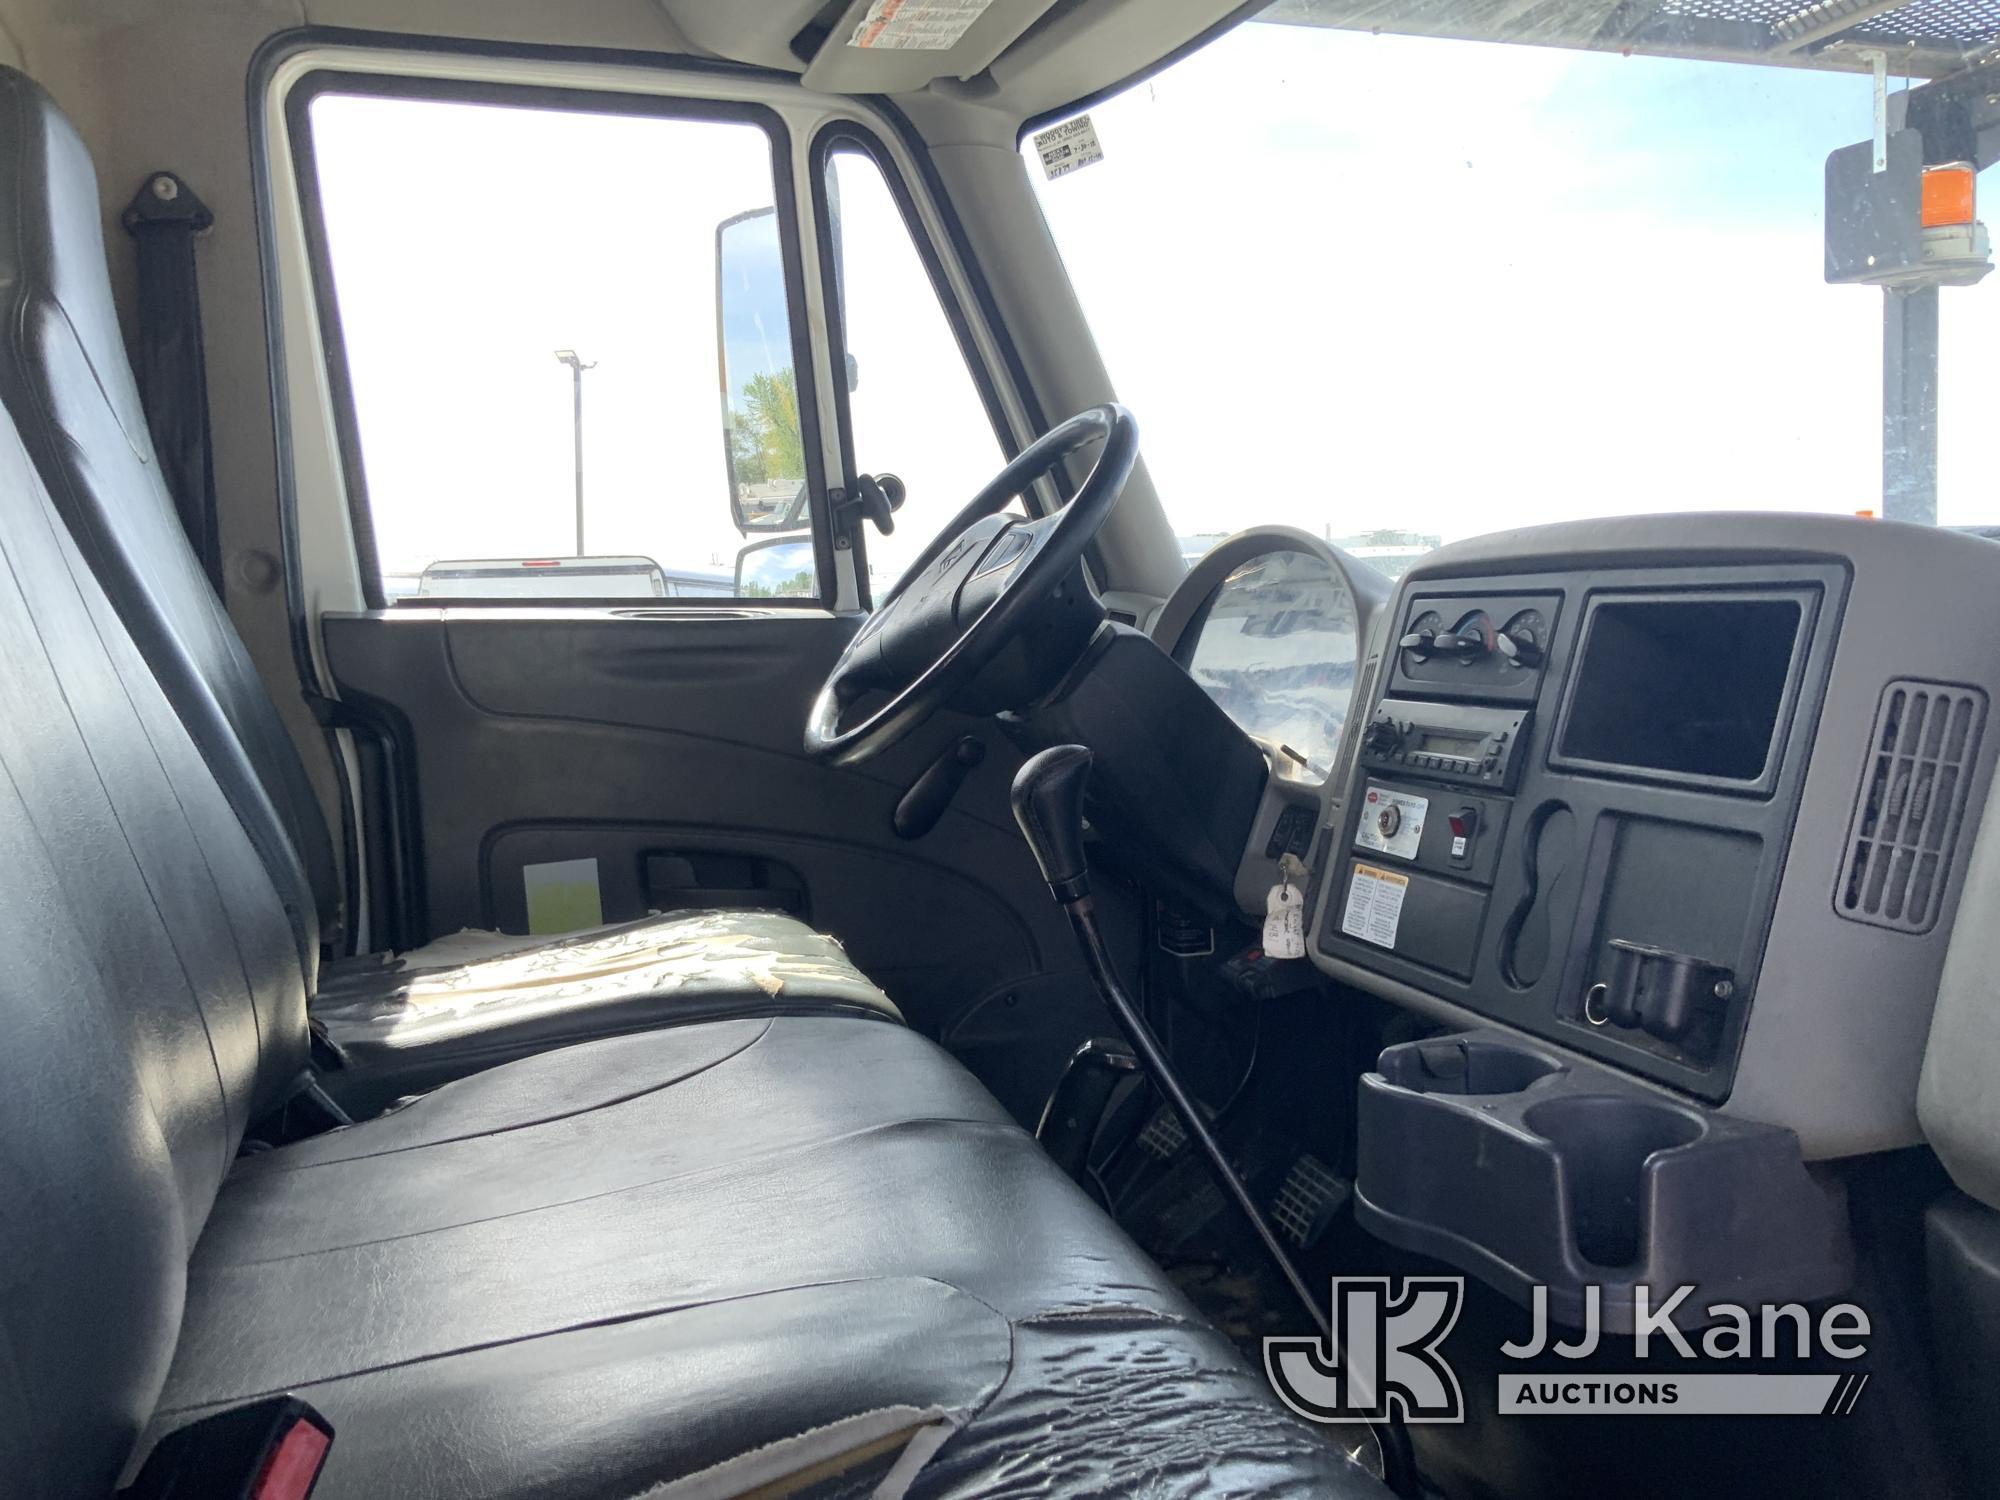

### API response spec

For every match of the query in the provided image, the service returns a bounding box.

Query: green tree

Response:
[735,367,804,481]
[727,419,769,486]
[742,570,815,599]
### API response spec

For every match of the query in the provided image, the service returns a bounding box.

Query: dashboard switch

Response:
[1448,807,1478,862]
[1264,802,1316,860]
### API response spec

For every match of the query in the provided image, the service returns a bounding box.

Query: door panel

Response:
[276,55,1126,1125]
[322,608,1125,1122]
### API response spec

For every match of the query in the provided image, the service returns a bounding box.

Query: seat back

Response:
[0,384,308,1492]
[0,68,337,974]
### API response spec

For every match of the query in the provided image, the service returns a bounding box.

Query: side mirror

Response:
[734,535,818,597]
[716,206,809,535]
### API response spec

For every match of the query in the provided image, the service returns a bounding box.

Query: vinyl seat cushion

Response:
[149,1016,1380,1499]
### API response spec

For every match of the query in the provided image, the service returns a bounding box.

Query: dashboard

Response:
[1169,514,2000,1164]
[1323,563,1839,1108]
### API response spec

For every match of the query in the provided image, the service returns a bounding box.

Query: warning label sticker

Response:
[849,0,992,51]
[1355,784,1428,861]
[1033,115,1105,180]
[1341,862,1410,950]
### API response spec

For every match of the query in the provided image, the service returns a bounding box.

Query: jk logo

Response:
[1265,1277,1466,1424]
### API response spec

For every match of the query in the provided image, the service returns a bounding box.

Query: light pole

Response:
[554,349,596,555]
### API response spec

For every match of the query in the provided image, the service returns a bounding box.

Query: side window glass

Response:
[823,145,1009,599]
[305,90,817,603]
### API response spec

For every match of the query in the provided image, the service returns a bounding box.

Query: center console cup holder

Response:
[1521,1094,1703,1269]
[1377,1035,1565,1097]
[1356,1030,1851,1331]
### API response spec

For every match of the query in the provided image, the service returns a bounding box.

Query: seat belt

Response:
[122,170,224,595]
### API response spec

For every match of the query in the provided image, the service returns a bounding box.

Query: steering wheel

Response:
[805,404,1137,766]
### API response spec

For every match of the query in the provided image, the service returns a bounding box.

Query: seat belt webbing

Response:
[122,169,224,595]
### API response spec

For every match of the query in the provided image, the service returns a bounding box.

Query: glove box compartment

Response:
[1356,1031,1851,1330]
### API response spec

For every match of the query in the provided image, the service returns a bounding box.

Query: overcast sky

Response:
[311,21,1998,598]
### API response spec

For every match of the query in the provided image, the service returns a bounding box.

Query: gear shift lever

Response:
[1010,744,1095,901]
[1010,745,1331,1342]
[1012,746,1407,1490]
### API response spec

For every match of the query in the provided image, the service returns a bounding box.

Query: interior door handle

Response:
[893,736,986,840]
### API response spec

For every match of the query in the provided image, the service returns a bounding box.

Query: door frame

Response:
[248,28,1047,947]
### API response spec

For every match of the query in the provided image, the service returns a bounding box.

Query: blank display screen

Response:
[1416,730,1485,759]
[1560,597,1803,783]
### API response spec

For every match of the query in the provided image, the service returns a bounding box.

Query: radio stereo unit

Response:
[1360,698,1532,791]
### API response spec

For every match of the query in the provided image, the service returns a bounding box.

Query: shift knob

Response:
[1011,744,1094,904]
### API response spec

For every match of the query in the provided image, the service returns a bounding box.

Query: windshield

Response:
[1025,20,1997,567]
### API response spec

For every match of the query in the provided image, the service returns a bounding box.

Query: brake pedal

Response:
[1270,1154,1350,1251]
[1137,1104,1188,1160]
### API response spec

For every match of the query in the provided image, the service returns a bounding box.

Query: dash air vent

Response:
[1835,680,1986,932]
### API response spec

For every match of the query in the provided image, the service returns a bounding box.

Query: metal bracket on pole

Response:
[1858,48,1890,172]
[1825,60,1997,526]
[553,349,595,555]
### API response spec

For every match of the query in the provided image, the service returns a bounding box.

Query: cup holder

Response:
[1378,1037,1564,1097]
[1523,1094,1704,1269]
[1357,1030,1852,1329]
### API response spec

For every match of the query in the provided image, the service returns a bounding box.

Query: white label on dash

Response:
[1355,784,1428,861]
[1341,862,1410,950]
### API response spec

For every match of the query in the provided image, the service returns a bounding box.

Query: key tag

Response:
[1264,852,1308,960]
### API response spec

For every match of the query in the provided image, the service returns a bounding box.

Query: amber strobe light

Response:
[1922,162,1977,229]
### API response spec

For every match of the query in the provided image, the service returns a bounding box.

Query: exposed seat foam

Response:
[0,65,898,1102]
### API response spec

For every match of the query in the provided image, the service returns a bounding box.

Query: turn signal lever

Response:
[1010,745,1331,1337]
